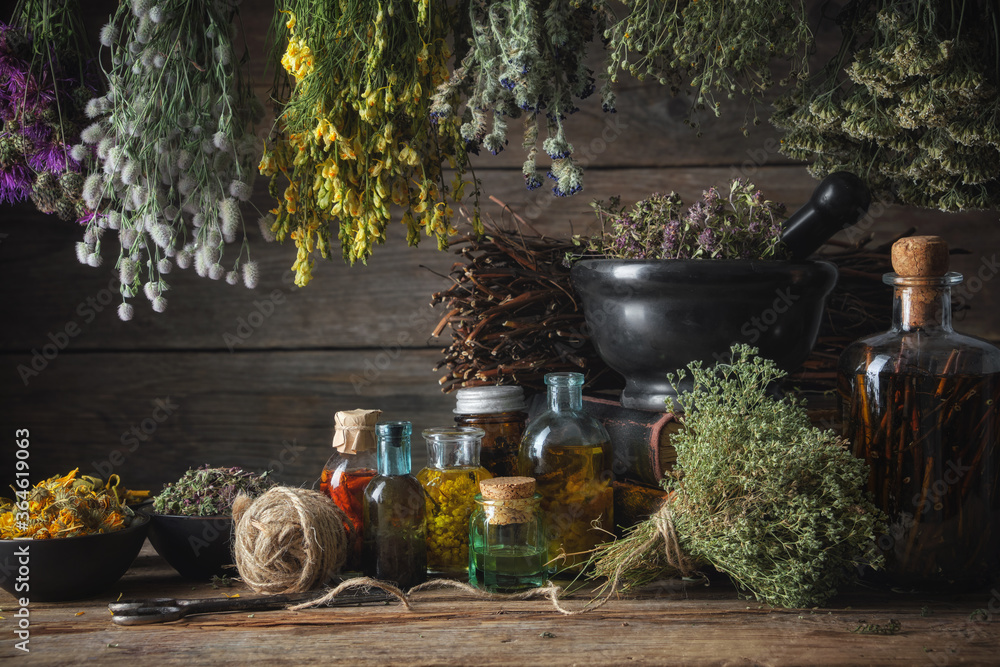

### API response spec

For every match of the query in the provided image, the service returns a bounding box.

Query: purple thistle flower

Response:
[0,163,32,204]
[28,143,74,173]
[22,121,51,143]
[76,209,104,226]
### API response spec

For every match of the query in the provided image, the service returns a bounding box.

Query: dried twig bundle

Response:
[431,213,617,393]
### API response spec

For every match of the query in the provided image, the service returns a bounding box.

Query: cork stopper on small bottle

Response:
[480,476,535,500]
[480,477,536,525]
[891,236,949,328]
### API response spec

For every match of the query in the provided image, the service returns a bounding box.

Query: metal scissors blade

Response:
[109,590,393,625]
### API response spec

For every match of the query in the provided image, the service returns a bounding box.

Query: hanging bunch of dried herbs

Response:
[430,0,613,197]
[604,0,812,134]
[80,0,263,320]
[153,465,273,517]
[0,0,101,219]
[773,1,1000,211]
[262,0,477,286]
[591,345,884,608]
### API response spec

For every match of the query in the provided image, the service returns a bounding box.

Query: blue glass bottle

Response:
[362,422,427,588]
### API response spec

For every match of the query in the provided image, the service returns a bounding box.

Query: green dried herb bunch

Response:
[591,345,885,608]
[431,0,613,197]
[604,0,812,134]
[153,465,273,517]
[773,1,1000,211]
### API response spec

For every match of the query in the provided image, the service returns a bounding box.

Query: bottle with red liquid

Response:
[320,408,381,572]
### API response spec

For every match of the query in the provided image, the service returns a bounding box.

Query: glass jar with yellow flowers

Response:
[417,427,492,574]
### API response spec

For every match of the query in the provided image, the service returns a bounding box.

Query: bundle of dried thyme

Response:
[591,345,885,608]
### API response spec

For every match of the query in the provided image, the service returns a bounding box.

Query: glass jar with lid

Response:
[518,372,613,571]
[469,476,547,591]
[838,236,1000,589]
[416,426,492,574]
[453,385,528,478]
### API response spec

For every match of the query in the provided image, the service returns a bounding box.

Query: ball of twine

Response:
[232,486,348,594]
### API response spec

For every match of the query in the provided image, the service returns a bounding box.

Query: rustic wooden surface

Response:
[1,0,998,492]
[1,542,997,666]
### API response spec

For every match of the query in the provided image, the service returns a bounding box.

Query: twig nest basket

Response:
[233,487,348,594]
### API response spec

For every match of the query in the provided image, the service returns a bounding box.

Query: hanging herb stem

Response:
[430,0,612,197]
[78,0,264,319]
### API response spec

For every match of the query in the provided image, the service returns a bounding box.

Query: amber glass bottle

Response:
[518,372,613,571]
[454,386,528,478]
[838,236,1000,589]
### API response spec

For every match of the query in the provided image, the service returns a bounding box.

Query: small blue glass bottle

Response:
[362,421,427,589]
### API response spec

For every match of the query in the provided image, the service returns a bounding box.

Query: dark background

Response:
[2,0,997,493]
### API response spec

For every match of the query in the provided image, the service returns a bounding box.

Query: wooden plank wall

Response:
[2,0,998,491]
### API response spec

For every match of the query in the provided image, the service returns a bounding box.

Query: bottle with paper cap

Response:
[320,408,381,572]
[362,421,427,588]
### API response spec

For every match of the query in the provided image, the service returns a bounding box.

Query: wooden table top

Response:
[1,542,997,665]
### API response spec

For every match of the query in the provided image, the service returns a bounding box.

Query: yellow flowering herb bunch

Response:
[262,0,478,287]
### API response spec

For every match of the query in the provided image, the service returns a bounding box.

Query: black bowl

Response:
[0,514,149,601]
[571,258,838,410]
[147,514,234,579]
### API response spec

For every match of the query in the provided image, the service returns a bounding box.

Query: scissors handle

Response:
[110,591,392,625]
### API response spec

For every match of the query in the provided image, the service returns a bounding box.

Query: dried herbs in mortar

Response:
[592,345,885,608]
[153,465,273,517]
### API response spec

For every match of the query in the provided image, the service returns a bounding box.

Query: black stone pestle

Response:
[780,172,871,259]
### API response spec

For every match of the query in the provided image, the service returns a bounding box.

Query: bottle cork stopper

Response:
[480,476,535,500]
[891,235,949,277]
[890,236,949,328]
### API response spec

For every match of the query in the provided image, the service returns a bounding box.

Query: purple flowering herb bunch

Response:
[0,1,100,220]
[572,180,788,262]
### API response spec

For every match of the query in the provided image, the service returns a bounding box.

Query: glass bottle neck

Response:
[548,384,583,412]
[377,435,411,476]
[893,285,953,333]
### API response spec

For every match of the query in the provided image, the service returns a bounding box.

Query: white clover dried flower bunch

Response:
[78,0,265,320]
[430,0,613,197]
[772,1,1000,212]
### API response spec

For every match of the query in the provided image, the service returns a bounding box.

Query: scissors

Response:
[109,590,394,625]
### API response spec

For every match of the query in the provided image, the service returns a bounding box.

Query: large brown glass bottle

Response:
[838,236,1000,589]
